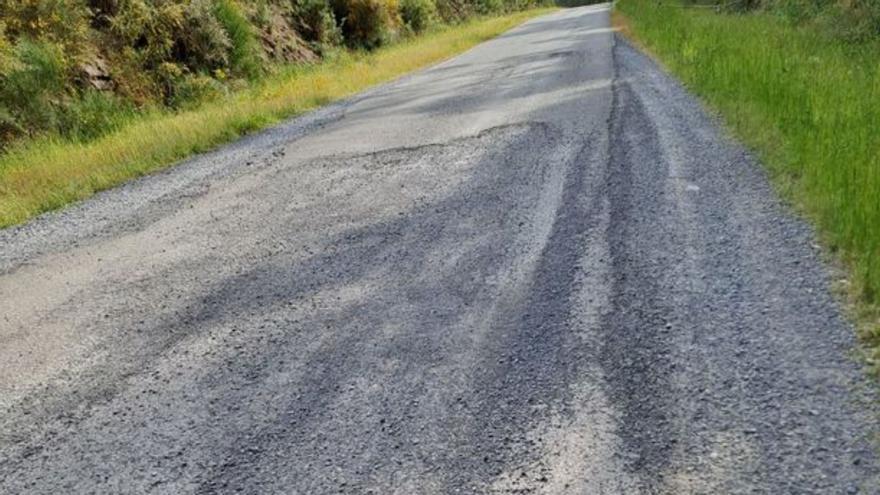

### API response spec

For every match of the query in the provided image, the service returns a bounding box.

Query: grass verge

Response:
[0,9,552,229]
[614,0,880,369]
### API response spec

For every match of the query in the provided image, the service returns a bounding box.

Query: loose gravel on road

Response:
[0,5,877,493]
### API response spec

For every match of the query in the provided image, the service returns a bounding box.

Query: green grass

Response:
[0,8,552,229]
[615,0,880,366]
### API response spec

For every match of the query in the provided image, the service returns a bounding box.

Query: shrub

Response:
[250,0,274,28]
[214,0,262,79]
[399,0,436,32]
[181,0,233,71]
[106,46,163,104]
[474,0,503,14]
[0,39,67,135]
[87,0,121,26]
[0,22,13,72]
[0,104,22,145]
[433,0,473,22]
[109,0,187,69]
[291,0,342,46]
[338,0,399,48]
[168,73,226,108]
[505,0,545,10]
[109,0,233,74]
[0,0,91,56]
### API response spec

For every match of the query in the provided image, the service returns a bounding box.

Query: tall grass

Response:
[615,0,880,357]
[0,10,550,229]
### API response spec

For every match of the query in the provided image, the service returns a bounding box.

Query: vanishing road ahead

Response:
[1,5,878,493]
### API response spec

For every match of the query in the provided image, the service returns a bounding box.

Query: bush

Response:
[0,22,13,72]
[214,0,262,79]
[291,0,342,46]
[506,0,545,10]
[181,0,233,71]
[167,73,226,108]
[110,0,244,75]
[433,0,473,22]
[399,0,436,32]
[0,0,91,56]
[109,0,188,70]
[337,0,400,48]
[250,0,274,27]
[0,104,22,145]
[475,0,503,14]
[0,39,67,135]
[87,0,121,26]
[154,60,226,108]
[106,46,163,104]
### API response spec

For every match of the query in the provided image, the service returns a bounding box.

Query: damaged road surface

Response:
[1,5,878,493]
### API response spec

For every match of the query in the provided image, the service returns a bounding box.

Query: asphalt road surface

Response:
[1,5,878,494]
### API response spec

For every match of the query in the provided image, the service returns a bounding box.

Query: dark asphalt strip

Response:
[461,131,608,488]
[600,60,679,482]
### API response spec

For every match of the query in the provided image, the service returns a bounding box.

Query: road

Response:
[1,5,878,493]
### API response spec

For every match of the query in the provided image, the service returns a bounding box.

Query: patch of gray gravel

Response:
[601,37,879,493]
[0,5,877,494]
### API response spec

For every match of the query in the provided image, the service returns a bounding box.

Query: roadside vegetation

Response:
[615,0,880,368]
[0,0,552,227]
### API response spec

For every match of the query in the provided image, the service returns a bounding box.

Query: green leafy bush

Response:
[0,22,14,78]
[214,0,262,78]
[336,0,400,48]
[167,73,226,108]
[475,0,503,13]
[181,0,234,72]
[0,104,22,144]
[292,0,343,46]
[250,0,274,27]
[87,0,121,25]
[399,0,437,32]
[433,0,473,22]
[0,0,91,56]
[108,0,188,71]
[0,39,67,136]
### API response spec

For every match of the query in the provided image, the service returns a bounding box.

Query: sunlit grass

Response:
[615,0,880,365]
[0,9,552,229]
